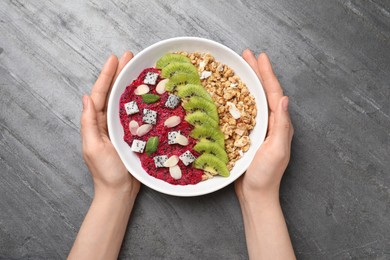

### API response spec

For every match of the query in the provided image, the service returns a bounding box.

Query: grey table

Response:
[1,0,389,259]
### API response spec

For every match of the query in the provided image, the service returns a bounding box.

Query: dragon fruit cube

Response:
[179,150,196,166]
[153,155,169,168]
[124,101,139,115]
[131,139,146,153]
[142,108,157,125]
[143,72,159,85]
[168,131,181,144]
[165,94,181,109]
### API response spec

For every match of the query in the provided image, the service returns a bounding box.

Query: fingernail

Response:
[82,96,89,110]
[282,97,289,111]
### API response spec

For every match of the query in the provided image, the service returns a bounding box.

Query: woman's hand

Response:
[81,52,140,198]
[235,50,295,260]
[69,52,140,260]
[235,50,294,204]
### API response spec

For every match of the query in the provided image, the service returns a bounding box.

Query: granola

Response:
[178,52,257,177]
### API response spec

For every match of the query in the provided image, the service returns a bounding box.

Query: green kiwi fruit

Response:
[193,154,230,177]
[185,111,219,128]
[190,125,225,148]
[161,62,198,78]
[182,96,219,122]
[165,72,201,92]
[193,141,228,163]
[156,53,191,69]
[176,84,213,101]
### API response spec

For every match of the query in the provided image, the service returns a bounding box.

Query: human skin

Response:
[68,52,140,260]
[68,50,295,260]
[235,49,296,260]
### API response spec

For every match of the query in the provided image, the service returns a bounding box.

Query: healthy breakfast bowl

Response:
[107,37,268,196]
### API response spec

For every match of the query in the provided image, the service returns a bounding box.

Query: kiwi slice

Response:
[193,154,230,177]
[193,141,228,163]
[185,111,219,128]
[182,96,219,122]
[190,125,225,148]
[165,72,201,92]
[176,84,213,101]
[156,53,191,69]
[161,62,199,79]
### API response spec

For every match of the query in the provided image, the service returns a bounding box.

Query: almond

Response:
[129,120,139,135]
[163,155,179,167]
[134,84,150,95]
[156,79,169,94]
[175,134,189,146]
[136,124,152,136]
[164,116,181,128]
[169,165,182,180]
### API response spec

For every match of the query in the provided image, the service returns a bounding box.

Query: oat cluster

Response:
[179,52,257,172]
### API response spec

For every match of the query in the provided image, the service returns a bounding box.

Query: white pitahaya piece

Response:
[124,101,139,115]
[131,139,146,153]
[179,150,196,166]
[153,155,169,168]
[142,108,157,125]
[165,94,180,109]
[143,72,159,85]
[168,131,181,144]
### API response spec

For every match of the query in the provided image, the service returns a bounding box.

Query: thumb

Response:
[81,95,101,146]
[271,96,293,146]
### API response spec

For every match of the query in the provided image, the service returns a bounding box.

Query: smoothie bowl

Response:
[107,37,268,196]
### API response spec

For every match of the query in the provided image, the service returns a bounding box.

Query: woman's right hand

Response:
[81,52,140,198]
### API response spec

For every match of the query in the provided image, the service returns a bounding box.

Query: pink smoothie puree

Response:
[119,68,203,185]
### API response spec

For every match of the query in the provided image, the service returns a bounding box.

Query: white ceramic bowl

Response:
[107,37,268,196]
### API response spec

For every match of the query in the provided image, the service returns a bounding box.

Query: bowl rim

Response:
[107,36,268,196]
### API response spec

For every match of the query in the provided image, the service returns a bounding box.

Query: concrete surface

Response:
[0,0,389,259]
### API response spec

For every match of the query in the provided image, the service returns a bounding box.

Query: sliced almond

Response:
[199,61,206,71]
[129,120,139,135]
[164,116,181,128]
[175,134,189,146]
[234,136,250,147]
[134,84,150,95]
[169,165,182,180]
[235,128,245,136]
[200,71,212,79]
[136,124,152,136]
[163,155,179,167]
[227,101,241,119]
[156,79,169,94]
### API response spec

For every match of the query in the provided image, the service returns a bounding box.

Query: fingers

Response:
[242,49,262,81]
[257,53,284,112]
[271,96,294,147]
[116,51,133,80]
[91,55,119,113]
[104,51,134,111]
[81,95,101,147]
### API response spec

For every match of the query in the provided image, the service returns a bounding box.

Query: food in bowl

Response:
[119,52,257,185]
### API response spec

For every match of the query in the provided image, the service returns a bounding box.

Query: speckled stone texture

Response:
[0,0,389,259]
